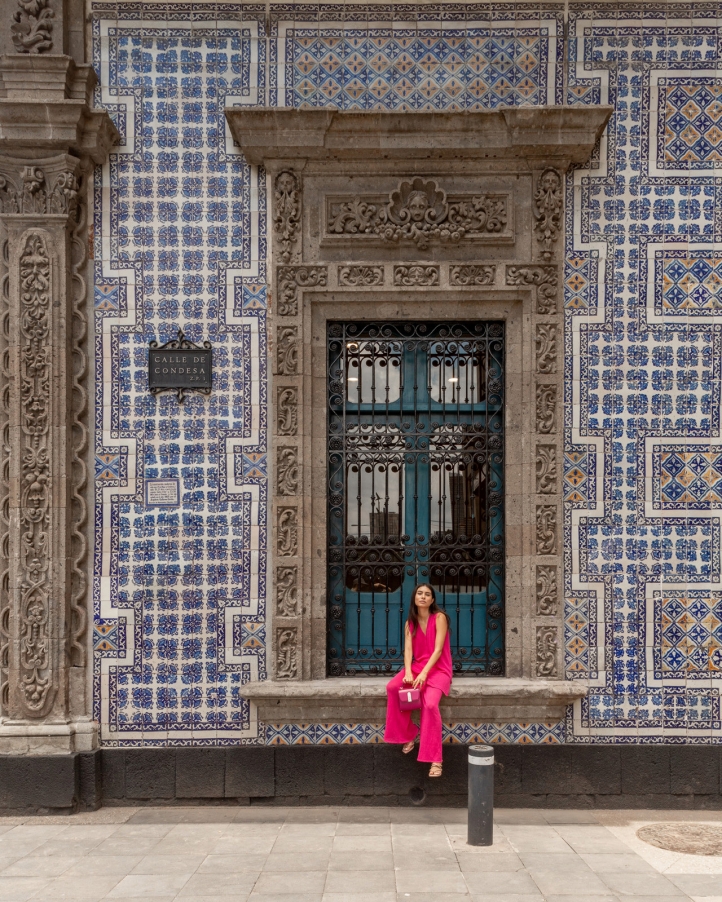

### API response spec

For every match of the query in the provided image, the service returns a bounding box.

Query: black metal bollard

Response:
[467,744,494,846]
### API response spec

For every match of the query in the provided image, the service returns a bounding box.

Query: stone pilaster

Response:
[0,55,117,753]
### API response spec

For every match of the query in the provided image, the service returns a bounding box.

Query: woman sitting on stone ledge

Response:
[384,584,453,778]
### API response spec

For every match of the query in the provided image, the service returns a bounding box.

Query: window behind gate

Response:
[327,321,505,677]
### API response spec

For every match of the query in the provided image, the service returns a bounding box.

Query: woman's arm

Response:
[413,615,448,689]
[403,623,414,683]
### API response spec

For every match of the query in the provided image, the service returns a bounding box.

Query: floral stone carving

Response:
[327,177,508,251]
[273,171,300,265]
[11,0,54,54]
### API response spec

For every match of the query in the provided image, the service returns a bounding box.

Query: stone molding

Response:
[240,678,585,724]
[226,104,609,724]
[227,107,612,169]
[0,53,117,753]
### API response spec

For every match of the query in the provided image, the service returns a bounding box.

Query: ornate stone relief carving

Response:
[277,387,298,436]
[533,168,562,260]
[276,627,298,679]
[16,231,54,716]
[273,170,300,265]
[0,236,9,710]
[536,383,557,434]
[276,566,299,616]
[326,177,508,250]
[277,507,298,556]
[277,266,327,316]
[505,264,558,315]
[11,0,54,54]
[69,198,89,669]
[535,324,557,374]
[450,264,495,286]
[276,326,298,376]
[536,505,557,555]
[536,625,558,676]
[338,265,384,287]
[393,264,439,287]
[536,444,557,494]
[277,446,299,496]
[535,565,558,616]
[0,166,78,217]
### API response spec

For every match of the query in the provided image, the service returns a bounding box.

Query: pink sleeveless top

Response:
[410,612,453,695]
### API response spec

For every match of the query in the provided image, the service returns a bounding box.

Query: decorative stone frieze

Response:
[276,325,298,375]
[536,625,558,677]
[273,170,300,264]
[326,177,509,250]
[536,383,557,434]
[450,264,496,286]
[393,264,439,287]
[277,447,299,496]
[277,387,298,435]
[535,324,557,374]
[276,566,298,617]
[0,55,117,752]
[536,444,557,494]
[277,507,298,556]
[536,565,558,616]
[277,265,327,316]
[338,265,383,287]
[11,0,54,54]
[506,264,558,315]
[533,168,563,260]
[276,627,298,679]
[536,505,557,555]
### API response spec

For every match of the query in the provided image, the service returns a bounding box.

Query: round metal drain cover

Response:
[637,823,722,856]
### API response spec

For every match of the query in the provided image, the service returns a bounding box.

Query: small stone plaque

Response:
[148,328,212,401]
[145,478,181,507]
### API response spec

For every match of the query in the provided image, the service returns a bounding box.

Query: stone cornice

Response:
[225,106,612,172]
[0,55,118,163]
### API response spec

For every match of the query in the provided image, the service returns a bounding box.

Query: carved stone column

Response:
[0,55,117,753]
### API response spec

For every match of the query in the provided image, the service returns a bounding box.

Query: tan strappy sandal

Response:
[402,740,416,754]
[429,763,443,778]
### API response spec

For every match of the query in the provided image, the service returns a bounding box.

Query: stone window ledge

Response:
[242,679,586,724]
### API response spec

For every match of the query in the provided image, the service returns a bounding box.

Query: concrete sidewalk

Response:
[0,806,721,901]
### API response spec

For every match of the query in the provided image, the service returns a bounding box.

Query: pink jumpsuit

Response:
[384,612,453,763]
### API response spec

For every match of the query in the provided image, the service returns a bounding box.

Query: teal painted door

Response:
[327,322,505,676]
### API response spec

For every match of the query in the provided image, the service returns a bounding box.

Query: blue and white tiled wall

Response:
[91,2,722,747]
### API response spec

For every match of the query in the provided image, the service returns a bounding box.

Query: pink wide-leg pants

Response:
[384,671,444,763]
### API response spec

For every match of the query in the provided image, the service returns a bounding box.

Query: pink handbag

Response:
[398,686,421,711]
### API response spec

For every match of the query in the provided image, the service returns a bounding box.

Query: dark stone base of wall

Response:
[1,745,722,813]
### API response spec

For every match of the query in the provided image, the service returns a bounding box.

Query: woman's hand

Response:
[412,671,428,689]
[403,670,414,685]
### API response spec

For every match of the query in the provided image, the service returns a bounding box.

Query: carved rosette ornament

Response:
[273,171,300,264]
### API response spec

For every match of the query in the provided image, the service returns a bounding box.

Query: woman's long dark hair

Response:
[407,583,451,634]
